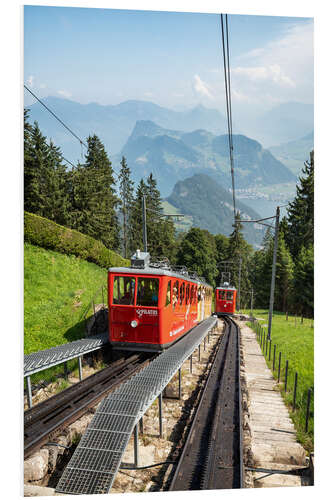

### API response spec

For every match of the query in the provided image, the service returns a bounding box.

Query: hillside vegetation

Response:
[24,243,107,355]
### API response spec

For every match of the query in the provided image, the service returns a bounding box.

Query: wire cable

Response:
[220,14,237,226]
[24,84,88,149]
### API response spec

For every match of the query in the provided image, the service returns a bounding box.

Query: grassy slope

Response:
[246,309,314,451]
[24,242,107,355]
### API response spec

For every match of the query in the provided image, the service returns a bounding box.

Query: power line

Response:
[24,84,88,149]
[220,14,237,225]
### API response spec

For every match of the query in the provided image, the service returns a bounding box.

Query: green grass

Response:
[245,309,314,451]
[24,242,108,383]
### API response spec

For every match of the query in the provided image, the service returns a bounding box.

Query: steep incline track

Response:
[24,353,153,459]
[169,316,243,490]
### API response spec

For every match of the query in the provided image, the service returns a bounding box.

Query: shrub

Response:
[24,211,129,269]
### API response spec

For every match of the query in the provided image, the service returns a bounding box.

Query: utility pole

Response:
[142,195,147,253]
[251,288,254,318]
[267,206,280,340]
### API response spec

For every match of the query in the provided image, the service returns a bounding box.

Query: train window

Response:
[190,285,194,304]
[218,290,225,300]
[180,282,185,305]
[173,281,179,308]
[137,278,159,307]
[226,291,234,301]
[186,284,190,304]
[113,276,136,305]
[165,280,171,307]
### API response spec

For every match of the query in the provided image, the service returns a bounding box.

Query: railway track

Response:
[169,316,243,490]
[24,352,153,459]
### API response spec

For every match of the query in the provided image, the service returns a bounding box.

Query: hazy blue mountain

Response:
[250,102,314,147]
[166,174,265,247]
[268,131,314,176]
[118,120,296,197]
[26,97,226,162]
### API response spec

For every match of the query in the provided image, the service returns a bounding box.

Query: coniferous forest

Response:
[24,110,314,318]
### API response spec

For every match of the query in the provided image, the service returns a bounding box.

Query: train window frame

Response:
[136,277,160,307]
[112,275,136,306]
[186,283,190,304]
[173,280,179,309]
[165,280,171,307]
[180,282,185,305]
[218,290,226,300]
[226,291,234,301]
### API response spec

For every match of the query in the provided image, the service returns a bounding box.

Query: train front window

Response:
[219,290,225,300]
[113,276,136,305]
[137,278,159,307]
[226,291,234,301]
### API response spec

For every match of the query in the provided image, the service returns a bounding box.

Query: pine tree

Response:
[128,179,147,254]
[118,156,134,258]
[293,245,314,317]
[71,135,120,250]
[285,151,314,259]
[24,120,50,215]
[177,227,218,285]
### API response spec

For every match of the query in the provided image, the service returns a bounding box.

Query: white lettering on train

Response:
[170,325,185,337]
[136,309,158,318]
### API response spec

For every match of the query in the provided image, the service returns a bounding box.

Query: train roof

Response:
[108,250,212,288]
[216,286,237,291]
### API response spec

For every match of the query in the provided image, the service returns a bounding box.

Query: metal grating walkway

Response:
[24,332,109,377]
[56,316,218,495]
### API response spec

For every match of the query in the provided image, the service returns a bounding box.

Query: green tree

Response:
[70,135,120,250]
[177,227,218,285]
[285,151,314,259]
[225,213,253,307]
[293,245,314,317]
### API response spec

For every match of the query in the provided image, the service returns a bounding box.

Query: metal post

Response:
[158,393,163,437]
[251,288,254,318]
[178,368,182,400]
[265,334,268,356]
[305,389,312,432]
[139,417,143,434]
[278,352,282,382]
[142,195,147,252]
[263,331,265,350]
[134,424,139,466]
[190,354,193,374]
[293,372,298,411]
[273,345,276,371]
[26,376,33,409]
[284,360,289,392]
[268,206,280,340]
[198,345,201,362]
[269,340,272,361]
[204,337,206,351]
[78,356,83,381]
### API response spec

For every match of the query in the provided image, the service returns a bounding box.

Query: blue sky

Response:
[24,5,313,117]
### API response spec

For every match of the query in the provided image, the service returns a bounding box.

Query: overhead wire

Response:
[24,84,88,150]
[220,13,237,226]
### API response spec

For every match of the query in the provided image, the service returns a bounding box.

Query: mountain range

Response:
[118,120,296,197]
[268,131,314,176]
[166,173,265,247]
[26,96,313,161]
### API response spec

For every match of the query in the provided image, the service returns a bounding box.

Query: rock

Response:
[24,484,60,496]
[24,449,49,482]
[43,445,59,473]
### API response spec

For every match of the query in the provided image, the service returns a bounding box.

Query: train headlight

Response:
[131,320,138,328]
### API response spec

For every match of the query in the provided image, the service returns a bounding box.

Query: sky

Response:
[24,5,314,119]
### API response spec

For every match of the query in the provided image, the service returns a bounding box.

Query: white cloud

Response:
[57,89,72,98]
[39,83,46,89]
[144,92,153,97]
[27,75,34,87]
[193,74,214,99]
[231,21,313,108]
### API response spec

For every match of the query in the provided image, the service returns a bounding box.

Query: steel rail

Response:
[24,353,153,459]
[169,315,243,490]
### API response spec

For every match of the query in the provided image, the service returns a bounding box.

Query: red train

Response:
[215,284,237,316]
[108,251,213,352]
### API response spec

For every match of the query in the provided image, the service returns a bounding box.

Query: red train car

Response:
[215,284,237,316]
[108,251,212,352]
